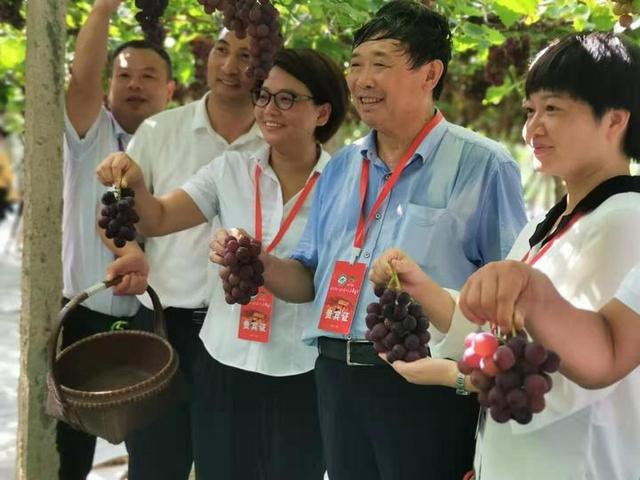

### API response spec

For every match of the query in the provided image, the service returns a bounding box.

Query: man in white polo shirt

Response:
[61,0,175,479]
[118,28,264,480]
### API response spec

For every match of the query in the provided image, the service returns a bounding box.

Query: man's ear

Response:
[166,80,177,102]
[423,60,444,93]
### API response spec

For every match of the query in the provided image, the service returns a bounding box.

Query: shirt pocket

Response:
[398,203,452,271]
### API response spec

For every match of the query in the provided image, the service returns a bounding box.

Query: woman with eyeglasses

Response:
[96,48,349,480]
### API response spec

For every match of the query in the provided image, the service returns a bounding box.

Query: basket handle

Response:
[47,277,167,416]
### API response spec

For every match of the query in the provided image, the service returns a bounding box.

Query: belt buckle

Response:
[192,309,207,325]
[346,339,374,367]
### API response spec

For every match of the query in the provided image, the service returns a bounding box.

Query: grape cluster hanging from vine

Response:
[134,0,169,46]
[197,0,283,80]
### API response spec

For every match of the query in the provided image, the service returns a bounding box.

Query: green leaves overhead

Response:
[0,0,638,139]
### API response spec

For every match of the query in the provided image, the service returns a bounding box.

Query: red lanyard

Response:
[521,213,584,265]
[255,164,319,254]
[353,110,444,254]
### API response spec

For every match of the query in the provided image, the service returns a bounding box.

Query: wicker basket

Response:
[46,279,185,444]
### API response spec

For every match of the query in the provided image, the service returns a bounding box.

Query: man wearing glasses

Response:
[114,28,264,480]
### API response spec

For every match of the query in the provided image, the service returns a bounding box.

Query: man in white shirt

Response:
[119,28,264,480]
[61,0,175,479]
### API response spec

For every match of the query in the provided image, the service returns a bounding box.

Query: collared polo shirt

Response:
[181,144,330,376]
[63,106,139,316]
[127,92,264,309]
[291,117,527,344]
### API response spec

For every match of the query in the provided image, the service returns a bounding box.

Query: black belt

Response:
[318,337,387,366]
[146,306,208,326]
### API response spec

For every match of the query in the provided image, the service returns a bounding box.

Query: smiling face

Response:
[107,47,174,132]
[253,66,330,151]
[522,91,613,180]
[347,38,435,134]
[207,30,256,103]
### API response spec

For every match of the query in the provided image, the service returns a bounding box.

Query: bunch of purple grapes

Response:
[365,285,430,363]
[196,0,283,80]
[134,0,168,46]
[98,188,139,248]
[459,330,560,425]
[219,235,265,305]
[484,36,530,86]
[0,0,24,29]
[244,0,282,80]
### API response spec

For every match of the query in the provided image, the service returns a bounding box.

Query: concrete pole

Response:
[17,0,66,477]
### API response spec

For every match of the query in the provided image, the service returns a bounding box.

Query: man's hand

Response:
[458,260,540,330]
[106,251,149,295]
[369,248,428,297]
[208,227,251,265]
[66,0,123,137]
[381,353,461,387]
[96,152,144,189]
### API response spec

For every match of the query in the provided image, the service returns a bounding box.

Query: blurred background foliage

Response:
[1,0,639,211]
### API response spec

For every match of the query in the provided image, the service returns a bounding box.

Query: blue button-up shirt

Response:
[291,118,527,344]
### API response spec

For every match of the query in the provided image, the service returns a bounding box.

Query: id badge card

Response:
[238,287,274,343]
[318,261,367,334]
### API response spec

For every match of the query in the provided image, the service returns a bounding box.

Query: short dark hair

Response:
[111,39,173,81]
[352,0,452,100]
[272,48,349,144]
[526,32,640,161]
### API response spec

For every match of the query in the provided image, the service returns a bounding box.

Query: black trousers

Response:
[56,302,134,480]
[315,355,479,480]
[124,305,203,480]
[191,347,325,480]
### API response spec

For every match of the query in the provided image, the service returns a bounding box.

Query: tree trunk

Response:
[17,0,66,478]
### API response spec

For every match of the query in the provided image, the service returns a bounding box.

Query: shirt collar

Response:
[107,109,131,148]
[359,110,447,169]
[254,143,273,172]
[529,175,640,247]
[192,92,211,132]
[314,148,331,175]
[254,144,331,179]
[193,92,263,145]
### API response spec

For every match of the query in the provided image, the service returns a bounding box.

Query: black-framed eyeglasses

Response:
[251,88,314,111]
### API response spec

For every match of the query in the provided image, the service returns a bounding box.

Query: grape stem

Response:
[386,262,402,290]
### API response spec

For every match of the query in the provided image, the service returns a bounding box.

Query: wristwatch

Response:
[455,371,470,396]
